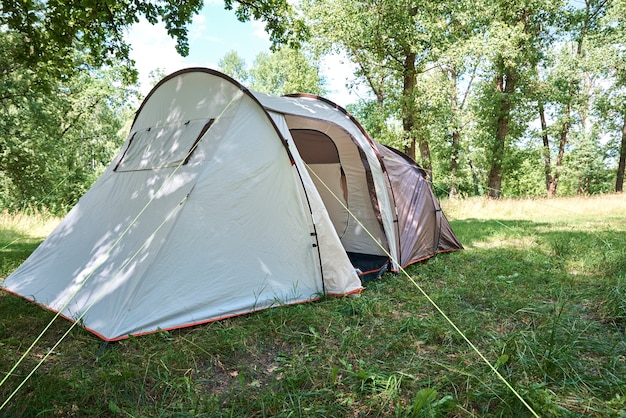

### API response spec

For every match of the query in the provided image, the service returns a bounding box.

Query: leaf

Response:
[496,354,510,369]
[411,387,438,414]
[108,400,121,414]
[330,365,340,384]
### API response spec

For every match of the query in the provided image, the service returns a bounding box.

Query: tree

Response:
[426,4,484,198]
[217,47,326,96]
[224,0,309,49]
[249,47,325,95]
[1,0,308,83]
[218,50,250,83]
[476,0,561,199]
[591,0,626,192]
[304,0,442,175]
[617,115,626,192]
[0,28,135,211]
[1,0,311,210]
[536,0,611,197]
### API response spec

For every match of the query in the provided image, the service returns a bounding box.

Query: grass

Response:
[0,210,60,280]
[1,195,625,417]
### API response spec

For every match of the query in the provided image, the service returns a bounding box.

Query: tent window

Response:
[290,129,348,202]
[115,119,214,172]
[290,128,349,236]
[290,129,340,164]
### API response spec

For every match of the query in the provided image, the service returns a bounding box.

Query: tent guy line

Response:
[0,88,248,407]
[0,195,190,411]
[400,270,539,417]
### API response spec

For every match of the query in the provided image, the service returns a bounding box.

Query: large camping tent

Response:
[2,68,462,341]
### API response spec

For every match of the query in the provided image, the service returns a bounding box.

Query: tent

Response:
[2,68,462,341]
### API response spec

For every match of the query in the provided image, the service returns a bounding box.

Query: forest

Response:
[1,0,625,213]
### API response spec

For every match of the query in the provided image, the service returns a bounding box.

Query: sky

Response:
[124,2,365,107]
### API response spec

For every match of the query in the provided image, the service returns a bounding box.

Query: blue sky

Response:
[125,3,364,107]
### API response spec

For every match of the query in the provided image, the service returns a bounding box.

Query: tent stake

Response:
[96,341,109,361]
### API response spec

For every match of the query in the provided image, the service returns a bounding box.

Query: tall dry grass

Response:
[0,210,61,242]
[441,193,626,221]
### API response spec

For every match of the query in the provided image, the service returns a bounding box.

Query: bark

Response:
[418,138,432,179]
[616,114,626,193]
[468,159,480,196]
[401,51,426,171]
[487,66,516,199]
[449,67,460,199]
[555,103,569,185]
[539,101,557,197]
[450,130,460,198]
[542,97,569,198]
[351,49,385,106]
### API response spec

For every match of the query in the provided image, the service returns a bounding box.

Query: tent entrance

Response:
[346,252,389,281]
[289,127,390,280]
[290,129,349,238]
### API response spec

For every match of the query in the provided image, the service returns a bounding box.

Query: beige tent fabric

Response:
[269,112,362,295]
[2,69,362,341]
[284,115,387,257]
[3,68,462,341]
[255,93,397,264]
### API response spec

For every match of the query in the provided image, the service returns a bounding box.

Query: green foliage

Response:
[250,47,326,96]
[218,47,326,96]
[224,0,309,50]
[405,388,456,417]
[1,0,308,77]
[0,0,201,82]
[3,0,624,211]
[560,134,614,195]
[305,0,454,167]
[347,100,403,147]
[305,0,625,198]
[501,146,547,197]
[218,50,250,83]
[0,39,135,212]
[601,275,626,329]
[1,0,311,212]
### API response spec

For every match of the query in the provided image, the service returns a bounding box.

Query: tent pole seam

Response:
[289,152,326,295]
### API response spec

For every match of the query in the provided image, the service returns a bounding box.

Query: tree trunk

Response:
[487,66,516,199]
[616,114,626,193]
[450,130,460,198]
[449,67,460,199]
[468,159,480,196]
[554,102,570,189]
[400,5,434,176]
[404,139,416,162]
[418,138,432,180]
[401,50,432,178]
[539,101,557,197]
[401,52,417,161]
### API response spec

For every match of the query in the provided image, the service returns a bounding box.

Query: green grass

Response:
[1,196,625,417]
